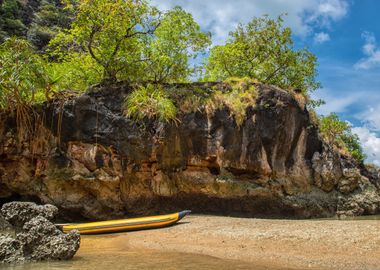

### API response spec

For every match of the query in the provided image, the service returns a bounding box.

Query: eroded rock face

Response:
[0,202,80,264]
[0,82,379,219]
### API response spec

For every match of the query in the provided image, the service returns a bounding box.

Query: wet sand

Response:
[4,215,379,270]
[122,215,380,270]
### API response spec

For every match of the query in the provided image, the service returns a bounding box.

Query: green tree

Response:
[341,133,366,163]
[142,6,211,83]
[319,113,366,163]
[50,0,160,81]
[204,16,320,94]
[50,2,210,84]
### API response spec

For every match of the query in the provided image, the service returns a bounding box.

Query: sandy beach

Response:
[94,215,380,270]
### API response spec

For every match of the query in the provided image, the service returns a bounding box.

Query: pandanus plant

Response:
[0,37,61,141]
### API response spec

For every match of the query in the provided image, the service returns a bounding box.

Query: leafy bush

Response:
[124,84,177,123]
[48,53,103,92]
[319,113,366,163]
[0,38,47,109]
[207,78,257,126]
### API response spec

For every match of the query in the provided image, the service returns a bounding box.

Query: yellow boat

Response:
[58,210,191,235]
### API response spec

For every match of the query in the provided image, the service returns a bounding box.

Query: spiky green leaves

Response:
[124,84,177,123]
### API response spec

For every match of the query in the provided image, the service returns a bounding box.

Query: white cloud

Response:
[306,0,349,27]
[312,88,358,115]
[358,105,380,132]
[352,126,380,166]
[314,32,330,43]
[352,105,380,165]
[354,32,380,70]
[151,0,350,44]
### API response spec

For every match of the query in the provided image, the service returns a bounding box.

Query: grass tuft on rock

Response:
[206,77,257,126]
[124,84,177,123]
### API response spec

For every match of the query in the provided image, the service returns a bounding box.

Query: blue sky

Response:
[152,0,380,165]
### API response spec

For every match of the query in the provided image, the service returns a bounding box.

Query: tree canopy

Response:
[49,1,210,83]
[50,0,160,80]
[141,6,211,83]
[204,16,320,94]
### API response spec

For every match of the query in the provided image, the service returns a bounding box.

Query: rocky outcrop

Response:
[1,202,58,229]
[0,202,80,264]
[0,215,11,231]
[0,82,379,219]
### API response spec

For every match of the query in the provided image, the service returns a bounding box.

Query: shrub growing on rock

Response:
[319,113,366,163]
[124,84,177,123]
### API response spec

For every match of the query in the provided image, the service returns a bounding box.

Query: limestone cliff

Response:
[0,82,379,219]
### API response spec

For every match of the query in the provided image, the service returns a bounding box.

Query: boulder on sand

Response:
[0,202,80,264]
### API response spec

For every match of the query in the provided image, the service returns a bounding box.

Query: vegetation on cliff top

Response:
[319,113,366,163]
[0,0,365,163]
[204,16,320,95]
[49,1,211,83]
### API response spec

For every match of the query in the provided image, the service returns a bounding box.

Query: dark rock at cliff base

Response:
[337,184,380,217]
[0,202,80,264]
[1,202,58,228]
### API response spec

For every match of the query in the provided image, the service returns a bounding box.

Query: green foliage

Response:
[0,37,52,140]
[204,15,320,95]
[48,53,103,91]
[319,113,349,144]
[142,6,211,83]
[124,84,177,123]
[308,98,326,109]
[341,133,366,163]
[207,78,257,126]
[0,37,80,106]
[50,2,210,84]
[50,0,160,81]
[160,78,257,126]
[319,113,366,163]
[0,38,48,109]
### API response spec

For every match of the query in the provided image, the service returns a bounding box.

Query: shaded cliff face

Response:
[0,83,379,220]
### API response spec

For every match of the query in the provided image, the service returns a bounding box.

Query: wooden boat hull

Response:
[59,210,191,235]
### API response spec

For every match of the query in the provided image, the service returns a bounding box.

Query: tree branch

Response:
[87,25,104,66]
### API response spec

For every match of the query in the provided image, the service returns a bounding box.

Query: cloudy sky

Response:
[151,0,380,165]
